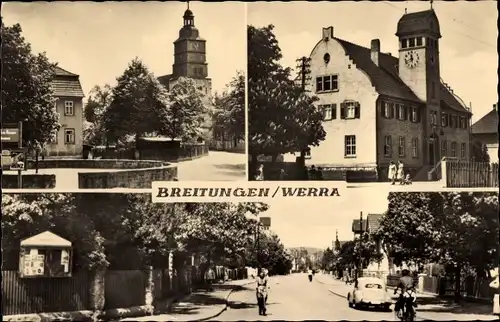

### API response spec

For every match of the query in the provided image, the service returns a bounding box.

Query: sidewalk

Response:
[122,279,253,321]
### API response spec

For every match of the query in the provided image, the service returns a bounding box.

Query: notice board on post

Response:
[19,231,73,278]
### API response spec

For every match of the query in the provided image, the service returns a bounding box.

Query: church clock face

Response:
[404,50,420,68]
[192,42,200,50]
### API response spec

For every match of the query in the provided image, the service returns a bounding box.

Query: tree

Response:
[83,84,113,146]
[471,140,490,163]
[213,71,245,143]
[1,194,108,270]
[1,23,60,156]
[377,192,499,300]
[321,247,335,271]
[245,231,292,275]
[247,25,326,174]
[103,58,169,144]
[160,77,208,142]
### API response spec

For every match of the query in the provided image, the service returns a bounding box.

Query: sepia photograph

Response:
[247,1,498,191]
[2,190,498,321]
[1,1,246,191]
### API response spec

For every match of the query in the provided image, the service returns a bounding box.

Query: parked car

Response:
[347,277,392,310]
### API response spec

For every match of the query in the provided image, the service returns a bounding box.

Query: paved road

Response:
[175,151,246,181]
[213,274,497,321]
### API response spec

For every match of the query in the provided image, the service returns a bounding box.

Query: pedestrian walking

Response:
[256,269,269,316]
[397,161,405,185]
[388,161,397,185]
[204,266,215,291]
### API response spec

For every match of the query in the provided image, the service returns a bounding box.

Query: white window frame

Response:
[398,104,405,120]
[398,136,406,157]
[441,140,447,157]
[316,75,339,93]
[411,138,418,158]
[323,105,333,121]
[64,101,74,116]
[411,107,418,122]
[451,142,457,158]
[384,135,392,157]
[344,135,356,157]
[384,103,391,118]
[345,101,356,119]
[64,128,75,145]
[460,143,466,158]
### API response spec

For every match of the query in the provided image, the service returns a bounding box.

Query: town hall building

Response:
[299,9,471,181]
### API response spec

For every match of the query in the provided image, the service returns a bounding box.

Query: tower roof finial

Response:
[187,0,190,10]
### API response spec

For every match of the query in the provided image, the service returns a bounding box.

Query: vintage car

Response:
[347,277,392,310]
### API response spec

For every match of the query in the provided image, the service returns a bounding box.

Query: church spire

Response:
[183,1,194,27]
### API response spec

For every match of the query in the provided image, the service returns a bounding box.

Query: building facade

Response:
[299,9,471,180]
[471,104,498,163]
[157,7,213,144]
[46,66,85,156]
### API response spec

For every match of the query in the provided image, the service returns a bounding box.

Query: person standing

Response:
[388,161,397,185]
[255,164,265,181]
[256,269,269,316]
[397,161,405,185]
[308,268,313,282]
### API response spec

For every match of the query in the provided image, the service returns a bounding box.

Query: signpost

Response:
[1,122,25,188]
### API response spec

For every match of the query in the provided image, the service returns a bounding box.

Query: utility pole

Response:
[295,56,312,177]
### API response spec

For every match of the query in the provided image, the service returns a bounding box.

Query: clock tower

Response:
[396,8,442,165]
[172,4,209,80]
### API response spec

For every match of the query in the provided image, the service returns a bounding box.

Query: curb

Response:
[197,280,255,321]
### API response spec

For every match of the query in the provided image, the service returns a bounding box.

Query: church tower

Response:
[172,3,209,80]
[396,7,442,165]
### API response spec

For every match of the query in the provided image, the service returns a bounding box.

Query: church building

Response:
[157,6,213,143]
[301,8,471,181]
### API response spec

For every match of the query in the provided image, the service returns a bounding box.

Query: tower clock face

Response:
[192,42,200,50]
[404,50,420,68]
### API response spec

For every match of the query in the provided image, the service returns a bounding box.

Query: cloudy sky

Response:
[248,1,497,122]
[2,1,246,96]
[259,188,390,249]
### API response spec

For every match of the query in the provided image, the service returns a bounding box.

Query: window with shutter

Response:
[398,136,405,157]
[389,103,395,119]
[332,104,337,120]
[411,107,418,123]
[384,135,392,157]
[398,105,406,120]
[340,103,345,119]
[411,138,418,158]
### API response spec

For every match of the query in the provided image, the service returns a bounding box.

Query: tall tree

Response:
[247,25,326,171]
[103,58,169,145]
[213,71,245,143]
[160,77,208,142]
[471,140,490,163]
[83,84,113,146]
[377,192,499,299]
[246,231,292,275]
[1,23,60,152]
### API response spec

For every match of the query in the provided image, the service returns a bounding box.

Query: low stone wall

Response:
[78,166,177,189]
[28,159,167,170]
[2,174,56,189]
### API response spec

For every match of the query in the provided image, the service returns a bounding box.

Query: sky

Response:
[2,1,246,97]
[258,188,391,250]
[248,1,498,123]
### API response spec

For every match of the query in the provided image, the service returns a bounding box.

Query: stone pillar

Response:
[145,266,154,315]
[441,158,447,187]
[418,273,427,293]
[90,269,106,322]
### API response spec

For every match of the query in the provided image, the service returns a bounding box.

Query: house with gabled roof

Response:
[296,8,471,181]
[471,104,498,162]
[46,66,85,156]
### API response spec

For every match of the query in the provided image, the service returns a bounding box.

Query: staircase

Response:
[413,165,432,182]
[413,159,443,182]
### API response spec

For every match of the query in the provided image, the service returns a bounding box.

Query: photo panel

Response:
[3,190,498,321]
[246,1,498,192]
[1,1,247,192]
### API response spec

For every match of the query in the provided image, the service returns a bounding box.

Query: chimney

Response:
[370,39,380,66]
[322,26,334,40]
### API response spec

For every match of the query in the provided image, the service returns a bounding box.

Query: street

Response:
[175,151,246,181]
[212,273,497,321]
